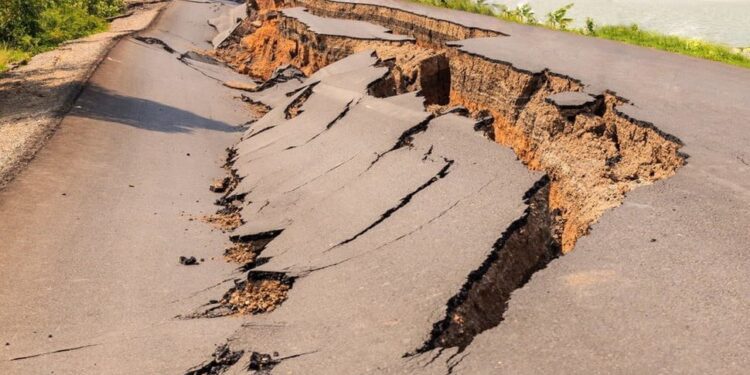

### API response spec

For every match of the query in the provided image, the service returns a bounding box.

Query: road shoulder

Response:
[0,1,169,189]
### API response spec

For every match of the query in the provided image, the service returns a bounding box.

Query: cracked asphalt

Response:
[1,0,749,374]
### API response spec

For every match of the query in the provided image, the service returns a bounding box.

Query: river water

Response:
[492,0,750,47]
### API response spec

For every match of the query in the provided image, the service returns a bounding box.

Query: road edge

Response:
[0,2,171,191]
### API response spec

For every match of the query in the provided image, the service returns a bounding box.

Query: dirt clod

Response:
[179,256,198,266]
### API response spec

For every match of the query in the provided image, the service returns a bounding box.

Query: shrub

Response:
[503,3,537,24]
[36,4,108,48]
[545,3,574,30]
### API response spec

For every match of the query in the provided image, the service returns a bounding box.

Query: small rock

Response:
[650,238,657,243]
[179,256,198,266]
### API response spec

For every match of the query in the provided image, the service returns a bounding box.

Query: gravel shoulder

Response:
[0,1,169,189]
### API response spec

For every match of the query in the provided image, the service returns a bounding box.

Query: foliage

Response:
[36,4,108,47]
[545,3,574,30]
[0,0,124,53]
[501,3,537,24]
[584,17,595,35]
[409,0,750,69]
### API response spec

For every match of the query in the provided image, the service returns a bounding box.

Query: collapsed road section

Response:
[185,0,748,374]
[179,0,693,372]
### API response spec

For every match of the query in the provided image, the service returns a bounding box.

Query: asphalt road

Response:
[0,1,255,373]
[1,0,749,374]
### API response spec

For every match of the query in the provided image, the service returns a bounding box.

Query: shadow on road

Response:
[73,84,241,133]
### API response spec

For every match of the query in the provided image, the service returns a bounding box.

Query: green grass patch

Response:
[410,0,750,69]
[585,24,750,69]
[0,46,30,72]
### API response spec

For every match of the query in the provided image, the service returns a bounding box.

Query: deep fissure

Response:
[413,176,562,353]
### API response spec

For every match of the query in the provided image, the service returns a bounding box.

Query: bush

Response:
[0,0,124,52]
[36,4,108,48]
[545,3,574,30]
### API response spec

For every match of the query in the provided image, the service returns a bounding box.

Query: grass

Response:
[0,46,30,71]
[410,0,750,69]
[587,24,750,69]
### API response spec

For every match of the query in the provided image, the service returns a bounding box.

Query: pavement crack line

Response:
[412,175,563,353]
[300,98,356,145]
[364,114,436,173]
[326,158,454,253]
[284,153,359,194]
[242,124,276,140]
[284,83,318,119]
[132,35,176,53]
[10,344,101,361]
